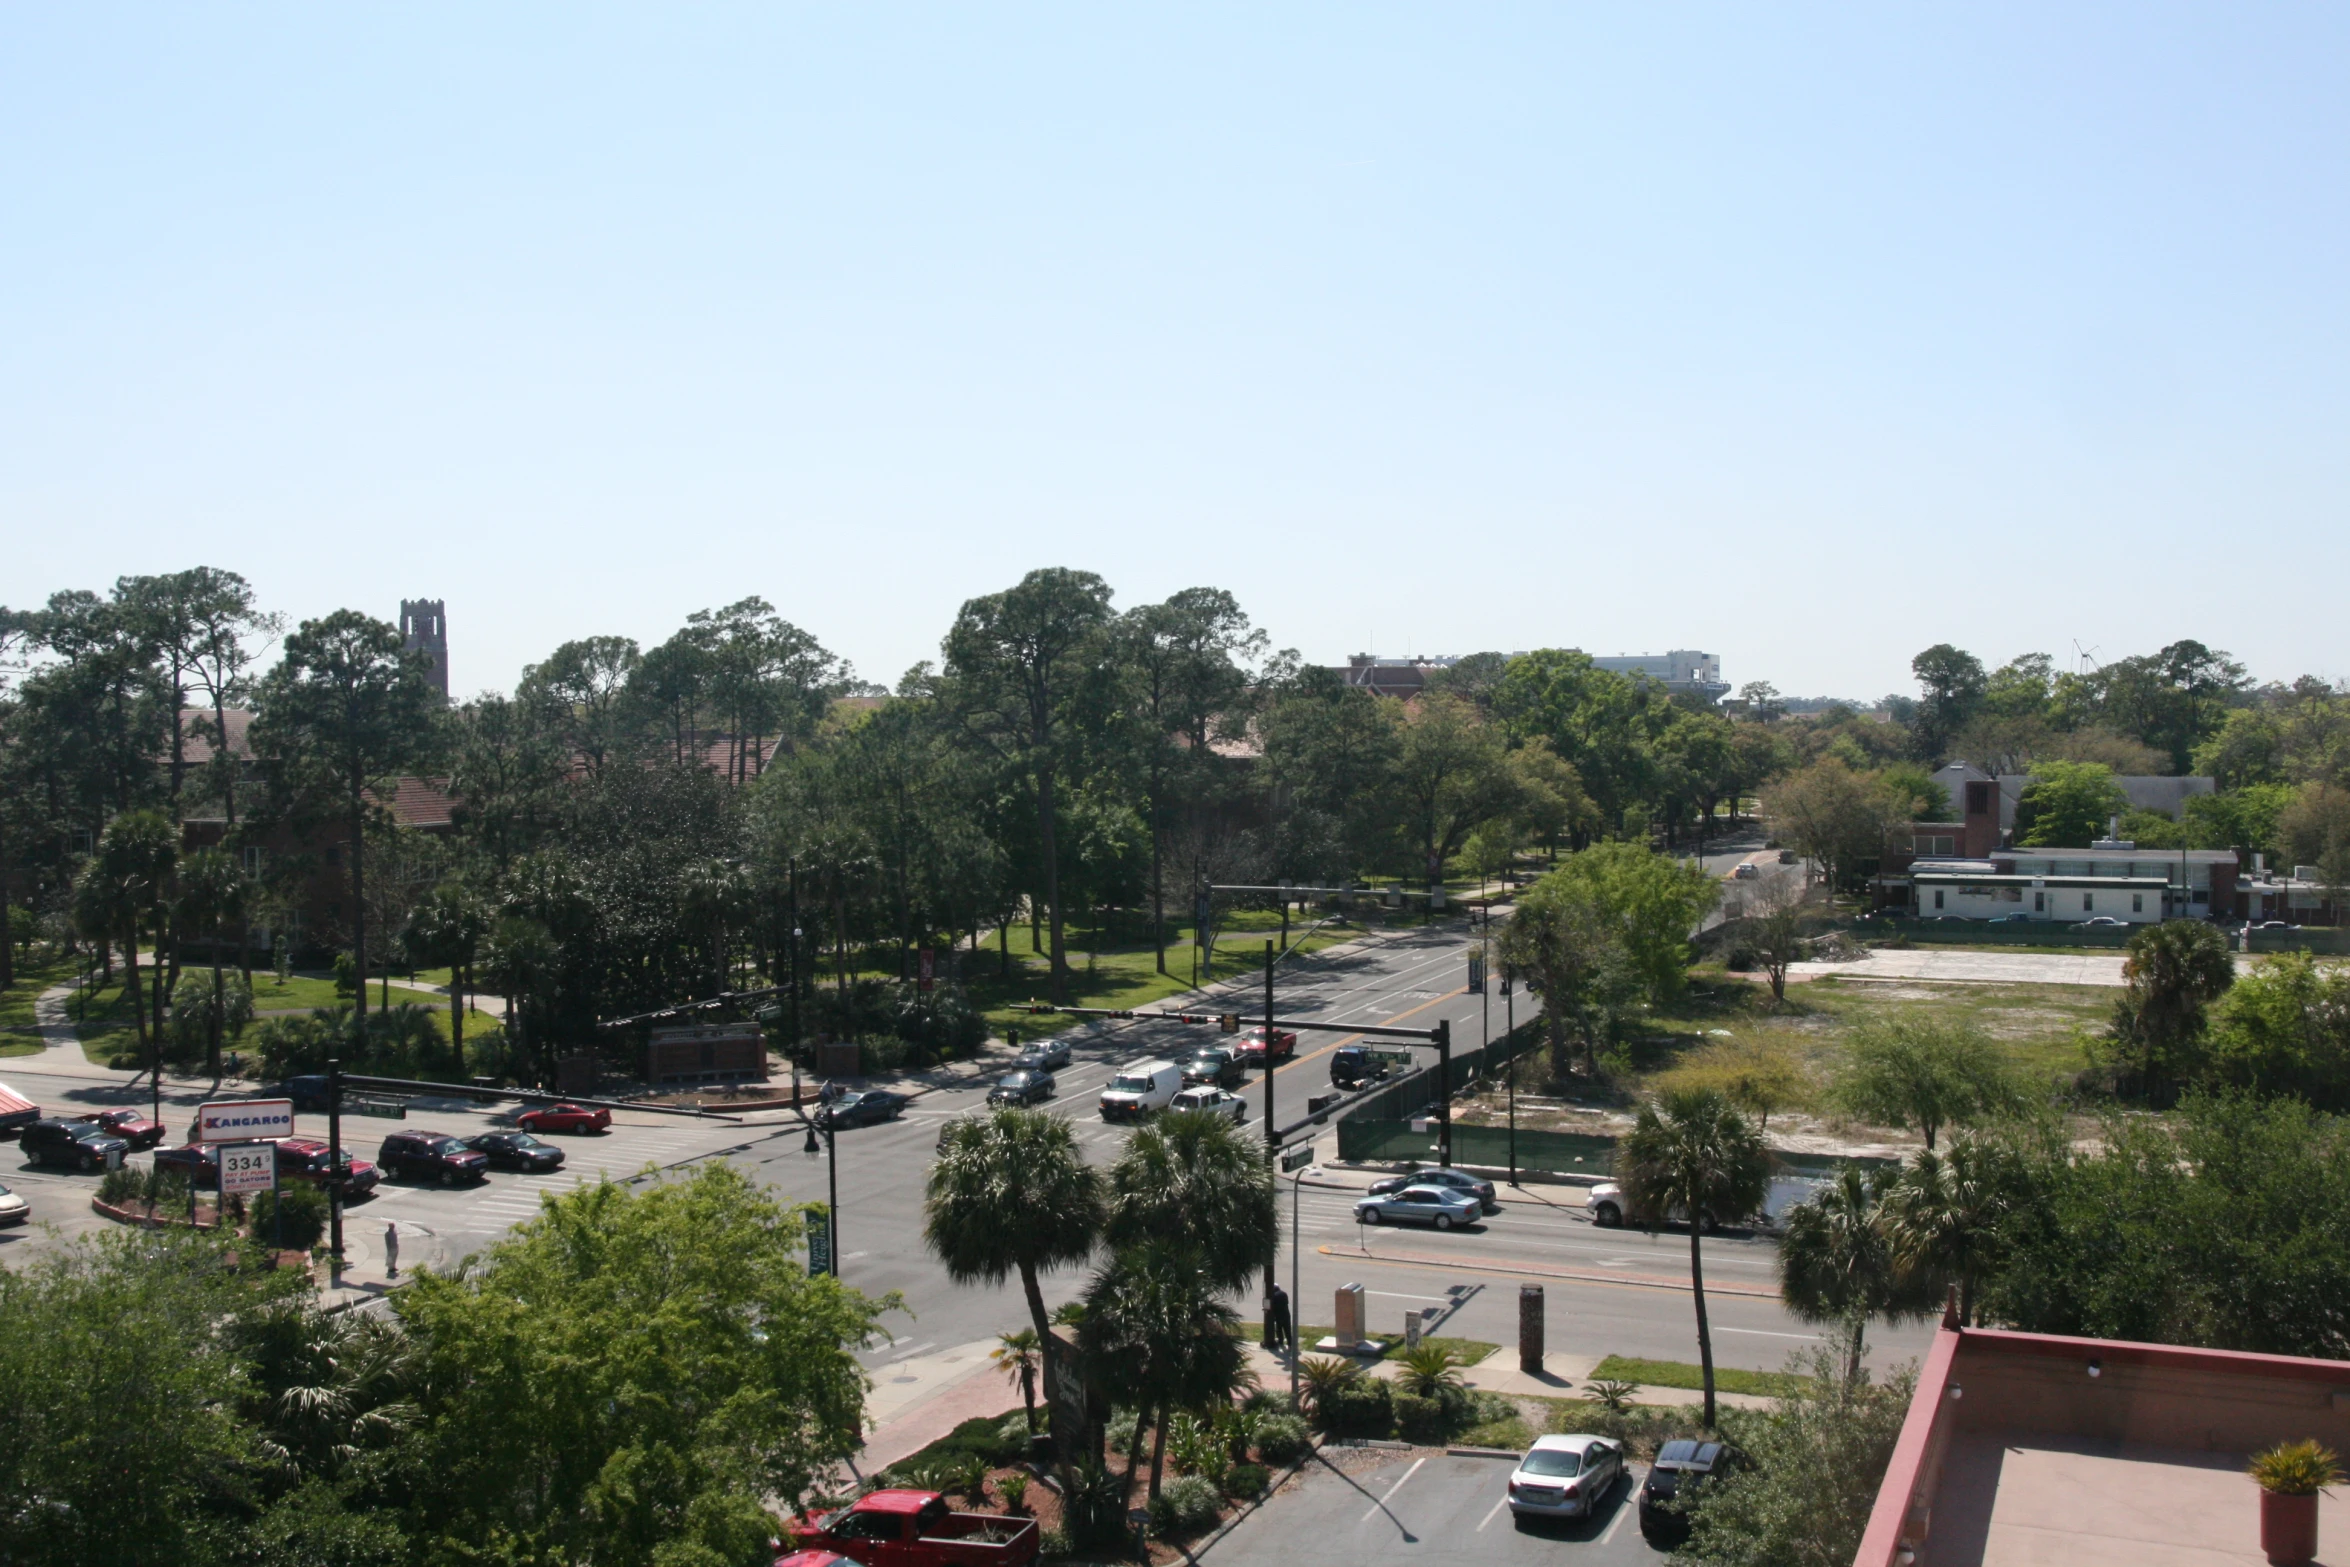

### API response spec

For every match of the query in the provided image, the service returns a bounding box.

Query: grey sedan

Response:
[1353,1184,1484,1230]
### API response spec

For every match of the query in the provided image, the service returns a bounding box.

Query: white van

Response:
[1099,1060,1183,1122]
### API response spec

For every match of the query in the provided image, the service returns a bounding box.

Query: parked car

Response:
[1354,1184,1483,1230]
[274,1137,382,1196]
[153,1141,222,1189]
[2072,916,2130,929]
[1180,1046,1245,1088]
[0,1180,29,1225]
[1329,1045,1406,1090]
[1369,1165,1499,1213]
[818,1089,909,1129]
[376,1130,491,1185]
[516,1101,611,1135]
[0,1080,45,1135]
[1011,1039,1073,1071]
[1986,911,2033,924]
[2250,919,2301,931]
[464,1131,568,1173]
[1169,1086,1248,1123]
[1099,1060,1183,1121]
[70,1107,167,1150]
[1233,1026,1297,1066]
[1507,1433,1626,1520]
[20,1117,130,1172]
[1639,1439,1745,1547]
[987,1070,1056,1107]
[789,1489,1039,1567]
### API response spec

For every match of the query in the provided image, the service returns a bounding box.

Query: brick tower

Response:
[399,599,449,699]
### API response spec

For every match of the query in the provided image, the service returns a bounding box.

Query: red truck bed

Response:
[789,1489,1039,1567]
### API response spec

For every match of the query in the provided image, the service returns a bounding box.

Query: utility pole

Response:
[1435,1017,1452,1167]
[788,858,802,1109]
[1504,965,1517,1186]
[1261,940,1279,1345]
[326,1055,344,1272]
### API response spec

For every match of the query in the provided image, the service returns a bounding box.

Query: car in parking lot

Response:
[1368,1165,1499,1213]
[1011,1039,1073,1072]
[987,1069,1056,1107]
[1181,1047,1245,1088]
[273,1138,382,1197]
[0,1181,29,1225]
[1353,1184,1483,1230]
[464,1131,568,1173]
[1168,1086,1247,1123]
[516,1101,611,1135]
[376,1131,491,1185]
[1233,1026,1297,1066]
[1507,1433,1625,1520]
[1639,1439,1744,1547]
[818,1090,909,1129]
[70,1108,167,1150]
[20,1117,131,1172]
[153,1141,222,1189]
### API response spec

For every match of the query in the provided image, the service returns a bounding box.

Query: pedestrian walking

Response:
[383,1221,400,1279]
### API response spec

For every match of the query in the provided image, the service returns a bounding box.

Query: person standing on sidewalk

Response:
[1267,1282,1294,1354]
[383,1220,400,1279]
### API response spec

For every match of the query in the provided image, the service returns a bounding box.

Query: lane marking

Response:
[1476,1494,1509,1532]
[1714,1326,1820,1339]
[1598,1477,1633,1545]
[1361,1456,1426,1523]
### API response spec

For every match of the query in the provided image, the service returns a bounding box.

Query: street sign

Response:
[197,1098,293,1144]
[1219,1013,1240,1034]
[219,1142,277,1196]
[1467,951,1486,994]
[807,1212,834,1277]
[1280,1143,1314,1173]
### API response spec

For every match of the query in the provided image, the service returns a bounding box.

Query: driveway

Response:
[1203,1447,1668,1566]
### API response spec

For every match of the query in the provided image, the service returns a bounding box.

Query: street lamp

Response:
[803,1109,839,1279]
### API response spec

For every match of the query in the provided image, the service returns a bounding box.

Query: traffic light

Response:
[1219,1013,1241,1034]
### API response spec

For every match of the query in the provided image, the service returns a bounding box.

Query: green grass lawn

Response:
[1590,1355,1816,1399]
[959,908,1378,1039]
[1287,1327,1499,1365]
[1,952,79,1054]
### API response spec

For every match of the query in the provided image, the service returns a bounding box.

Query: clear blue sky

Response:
[5,5,2345,701]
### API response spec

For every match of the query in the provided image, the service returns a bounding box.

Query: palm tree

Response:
[1395,1344,1464,1398]
[1882,1134,2024,1327]
[925,1108,1104,1429]
[1615,1089,1770,1426]
[176,847,245,1077]
[1777,1165,1916,1383]
[1104,1109,1277,1295]
[1080,1241,1249,1501]
[993,1328,1044,1435]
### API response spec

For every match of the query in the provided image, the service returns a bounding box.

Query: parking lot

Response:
[1203,1448,1670,1566]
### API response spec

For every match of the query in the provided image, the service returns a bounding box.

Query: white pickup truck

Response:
[1586,1174,1828,1233]
[1169,1086,1248,1124]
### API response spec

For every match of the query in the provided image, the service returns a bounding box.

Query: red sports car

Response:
[1233,1026,1298,1066]
[516,1102,611,1135]
[72,1108,166,1150]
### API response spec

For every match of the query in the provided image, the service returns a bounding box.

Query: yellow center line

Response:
[1267,984,1470,1082]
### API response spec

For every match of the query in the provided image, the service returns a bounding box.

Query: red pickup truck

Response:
[1234,1026,1297,1066]
[787,1490,1039,1567]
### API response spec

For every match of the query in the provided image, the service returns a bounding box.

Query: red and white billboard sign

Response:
[197,1099,294,1144]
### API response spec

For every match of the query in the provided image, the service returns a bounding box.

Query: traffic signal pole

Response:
[1262,940,1279,1345]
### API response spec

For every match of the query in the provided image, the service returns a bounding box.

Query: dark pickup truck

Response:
[787,1489,1039,1567]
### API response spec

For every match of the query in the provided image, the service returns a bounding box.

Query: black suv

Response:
[20,1117,130,1172]
[1639,1439,1744,1546]
[376,1131,490,1185]
[1329,1045,1395,1090]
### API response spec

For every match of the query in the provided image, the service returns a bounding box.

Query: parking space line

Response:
[1475,1494,1507,1532]
[1360,1456,1425,1523]
[1599,1477,1633,1545]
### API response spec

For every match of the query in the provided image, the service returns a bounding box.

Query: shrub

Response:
[1316,1375,1392,1438]
[1395,1344,1464,1397]
[250,1183,329,1252]
[858,1036,909,1075]
[2251,1440,2345,1496]
[1062,1462,1130,1554]
[98,1165,143,1206]
[334,950,358,995]
[1037,1526,1071,1559]
[1147,1474,1223,1539]
[1223,1462,1268,1500]
[1253,1413,1310,1465]
[1165,1411,1225,1483]
[1393,1391,1447,1445]
[998,1472,1029,1514]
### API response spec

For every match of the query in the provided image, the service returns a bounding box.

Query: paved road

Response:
[5,918,1930,1425]
[1206,1448,1668,1566]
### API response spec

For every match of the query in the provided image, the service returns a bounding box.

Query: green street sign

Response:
[1280,1143,1315,1173]
[807,1214,834,1277]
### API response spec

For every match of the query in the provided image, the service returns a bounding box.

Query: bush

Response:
[1393,1390,1447,1444]
[1062,1462,1130,1554]
[858,1036,909,1075]
[1316,1375,1392,1438]
[1253,1412,1310,1465]
[98,1165,143,1206]
[250,1183,329,1251]
[333,950,358,995]
[1147,1474,1224,1539]
[1223,1462,1268,1500]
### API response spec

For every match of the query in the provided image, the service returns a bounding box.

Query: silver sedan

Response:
[1352,1184,1484,1230]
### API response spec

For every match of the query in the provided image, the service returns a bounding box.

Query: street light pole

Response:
[1261,940,1278,1345]
[788,857,802,1109]
[1504,966,1517,1187]
[326,1055,345,1273]
[1435,1017,1453,1168]
[1290,1164,1304,1412]
[803,1112,839,1279]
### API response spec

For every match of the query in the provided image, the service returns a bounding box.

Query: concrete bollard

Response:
[1520,1284,1545,1374]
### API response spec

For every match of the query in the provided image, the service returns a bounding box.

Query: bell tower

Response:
[399,599,449,699]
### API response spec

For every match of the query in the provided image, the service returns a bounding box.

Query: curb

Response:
[1445,1446,1521,1460]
